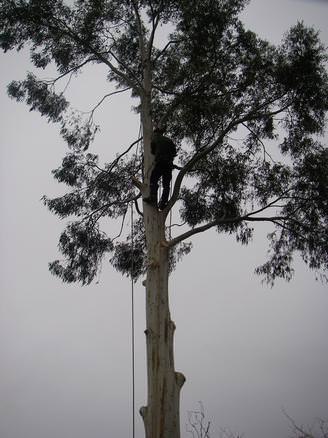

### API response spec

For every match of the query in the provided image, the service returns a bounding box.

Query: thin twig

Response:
[169,221,187,228]
[241,122,275,163]
[43,57,97,85]
[87,87,131,122]
[134,197,143,217]
[112,208,128,241]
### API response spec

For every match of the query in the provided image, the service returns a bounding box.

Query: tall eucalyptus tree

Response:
[1,1,328,437]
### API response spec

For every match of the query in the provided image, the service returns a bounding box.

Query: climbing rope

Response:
[169,181,173,240]
[130,201,136,438]
[130,123,142,438]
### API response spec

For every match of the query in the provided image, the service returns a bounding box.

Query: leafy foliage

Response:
[111,218,146,280]
[1,0,328,285]
[49,222,113,285]
[8,73,69,122]
[41,147,142,283]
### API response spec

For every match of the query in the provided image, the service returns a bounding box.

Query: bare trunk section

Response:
[140,88,185,438]
[140,209,185,438]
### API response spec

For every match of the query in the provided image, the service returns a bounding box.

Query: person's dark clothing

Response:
[147,133,177,209]
[151,132,176,163]
[149,161,173,208]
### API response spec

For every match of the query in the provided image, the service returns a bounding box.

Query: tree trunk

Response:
[139,66,185,437]
[140,207,185,438]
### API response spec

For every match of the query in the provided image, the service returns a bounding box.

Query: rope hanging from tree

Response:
[130,200,136,438]
[130,123,143,438]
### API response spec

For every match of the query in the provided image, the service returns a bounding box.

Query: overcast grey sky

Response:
[0,1,328,438]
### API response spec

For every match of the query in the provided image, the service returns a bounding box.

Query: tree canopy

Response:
[1,0,328,285]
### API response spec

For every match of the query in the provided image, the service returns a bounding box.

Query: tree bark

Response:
[140,83,185,437]
[140,208,185,438]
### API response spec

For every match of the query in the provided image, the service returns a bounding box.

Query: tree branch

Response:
[134,197,143,217]
[148,9,160,58]
[241,122,275,163]
[131,0,147,66]
[87,137,142,179]
[164,127,232,215]
[49,15,142,93]
[86,87,131,122]
[167,212,302,248]
[243,193,291,217]
[168,215,229,247]
[282,409,314,438]
[79,193,141,227]
[108,137,143,173]
[164,95,292,217]
[112,207,129,241]
[153,40,179,63]
[45,57,97,85]
[167,186,309,247]
[83,137,143,192]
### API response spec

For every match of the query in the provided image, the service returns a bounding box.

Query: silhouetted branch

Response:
[153,40,179,62]
[148,7,160,57]
[79,193,141,228]
[186,402,211,438]
[165,95,291,216]
[168,215,229,248]
[112,208,128,241]
[44,57,97,85]
[243,193,291,217]
[165,128,230,215]
[241,122,275,163]
[50,15,142,92]
[85,137,143,182]
[134,197,143,217]
[108,137,143,173]
[168,189,310,247]
[87,87,131,122]
[169,220,187,228]
[131,0,147,67]
[283,409,328,438]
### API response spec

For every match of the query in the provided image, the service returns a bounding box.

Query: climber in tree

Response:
[144,125,177,210]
